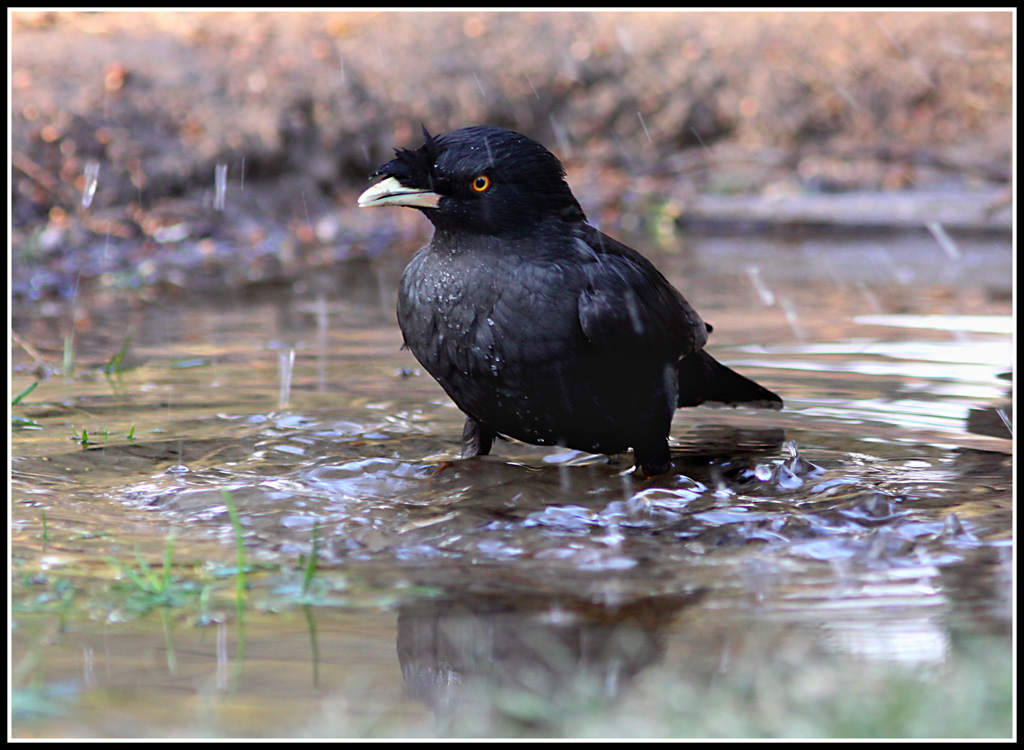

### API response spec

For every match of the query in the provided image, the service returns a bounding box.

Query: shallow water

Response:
[10,226,1013,738]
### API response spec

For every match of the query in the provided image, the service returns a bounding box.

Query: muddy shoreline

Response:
[11,11,1013,303]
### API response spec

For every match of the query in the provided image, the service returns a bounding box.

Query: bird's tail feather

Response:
[677,350,783,409]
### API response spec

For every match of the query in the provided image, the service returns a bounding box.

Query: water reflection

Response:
[10,228,1012,737]
[397,592,698,717]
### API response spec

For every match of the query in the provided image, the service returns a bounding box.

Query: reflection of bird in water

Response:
[360,126,782,476]
[396,592,700,716]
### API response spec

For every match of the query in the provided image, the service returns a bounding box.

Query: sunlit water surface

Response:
[11,228,1013,738]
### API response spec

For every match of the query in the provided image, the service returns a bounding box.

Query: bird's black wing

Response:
[574,224,709,361]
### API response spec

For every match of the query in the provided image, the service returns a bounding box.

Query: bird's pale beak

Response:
[357,176,442,209]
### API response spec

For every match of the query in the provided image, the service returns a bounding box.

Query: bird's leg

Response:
[633,440,673,478]
[461,416,495,458]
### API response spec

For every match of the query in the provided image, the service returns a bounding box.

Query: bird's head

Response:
[358,126,585,236]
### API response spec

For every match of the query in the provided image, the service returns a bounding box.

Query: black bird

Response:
[358,126,782,475]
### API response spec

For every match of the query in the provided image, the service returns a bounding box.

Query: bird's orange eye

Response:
[471,175,491,193]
